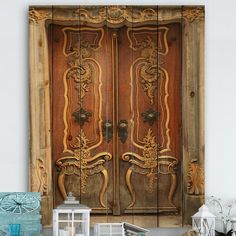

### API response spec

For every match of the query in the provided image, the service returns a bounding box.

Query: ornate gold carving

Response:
[128,27,171,152]
[31,159,48,195]
[122,129,178,208]
[56,130,112,208]
[29,8,51,23]
[74,6,157,25]
[139,36,158,104]
[127,27,169,105]
[63,27,104,104]
[66,43,93,104]
[182,7,204,22]
[62,27,104,151]
[187,159,204,195]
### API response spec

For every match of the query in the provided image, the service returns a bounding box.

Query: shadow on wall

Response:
[43,227,190,236]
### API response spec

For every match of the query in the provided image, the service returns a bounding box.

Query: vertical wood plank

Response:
[29,6,53,226]
[182,6,205,225]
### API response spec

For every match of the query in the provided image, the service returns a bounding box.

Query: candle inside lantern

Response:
[59,229,70,236]
[65,226,75,236]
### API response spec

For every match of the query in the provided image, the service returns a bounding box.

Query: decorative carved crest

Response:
[31,159,48,195]
[74,6,157,25]
[182,7,204,22]
[187,159,204,195]
[29,8,51,23]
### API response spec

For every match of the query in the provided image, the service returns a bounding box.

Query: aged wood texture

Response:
[49,22,182,219]
[29,6,53,225]
[119,22,182,216]
[182,6,205,225]
[29,5,204,227]
[49,24,114,213]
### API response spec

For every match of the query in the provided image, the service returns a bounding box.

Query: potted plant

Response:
[206,197,236,236]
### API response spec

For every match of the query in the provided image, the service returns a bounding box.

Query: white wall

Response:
[1,0,236,234]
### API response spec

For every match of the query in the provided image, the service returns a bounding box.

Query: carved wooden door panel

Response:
[50,22,182,217]
[50,24,115,213]
[29,5,205,226]
[117,24,182,215]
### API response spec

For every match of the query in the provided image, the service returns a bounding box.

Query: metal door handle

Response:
[118,120,128,143]
[102,120,113,143]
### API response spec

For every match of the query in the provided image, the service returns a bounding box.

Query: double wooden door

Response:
[50,22,182,216]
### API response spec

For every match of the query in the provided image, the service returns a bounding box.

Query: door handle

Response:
[102,120,113,143]
[118,120,128,143]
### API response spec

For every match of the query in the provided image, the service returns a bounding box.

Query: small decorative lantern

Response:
[230,217,236,236]
[192,204,216,236]
[53,192,91,236]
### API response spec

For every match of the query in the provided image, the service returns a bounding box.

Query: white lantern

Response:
[53,192,91,236]
[192,204,216,236]
[230,217,236,236]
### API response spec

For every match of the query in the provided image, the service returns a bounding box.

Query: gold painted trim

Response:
[127,26,169,55]
[122,128,179,208]
[100,169,109,208]
[56,131,112,207]
[62,27,104,57]
[126,168,136,208]
[159,67,171,152]
[128,27,171,152]
[62,27,104,152]
[122,154,179,208]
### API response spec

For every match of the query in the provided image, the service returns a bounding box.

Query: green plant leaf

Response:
[226,230,233,236]
[215,230,227,236]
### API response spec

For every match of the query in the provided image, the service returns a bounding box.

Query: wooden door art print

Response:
[29,6,205,227]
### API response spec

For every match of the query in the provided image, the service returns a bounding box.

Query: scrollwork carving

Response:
[122,129,179,207]
[74,6,157,25]
[187,159,204,195]
[182,7,204,22]
[62,27,104,151]
[31,159,48,195]
[66,41,94,104]
[128,28,169,105]
[56,130,112,208]
[140,36,158,104]
[29,8,51,24]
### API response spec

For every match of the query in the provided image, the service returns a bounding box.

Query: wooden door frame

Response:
[29,5,204,226]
